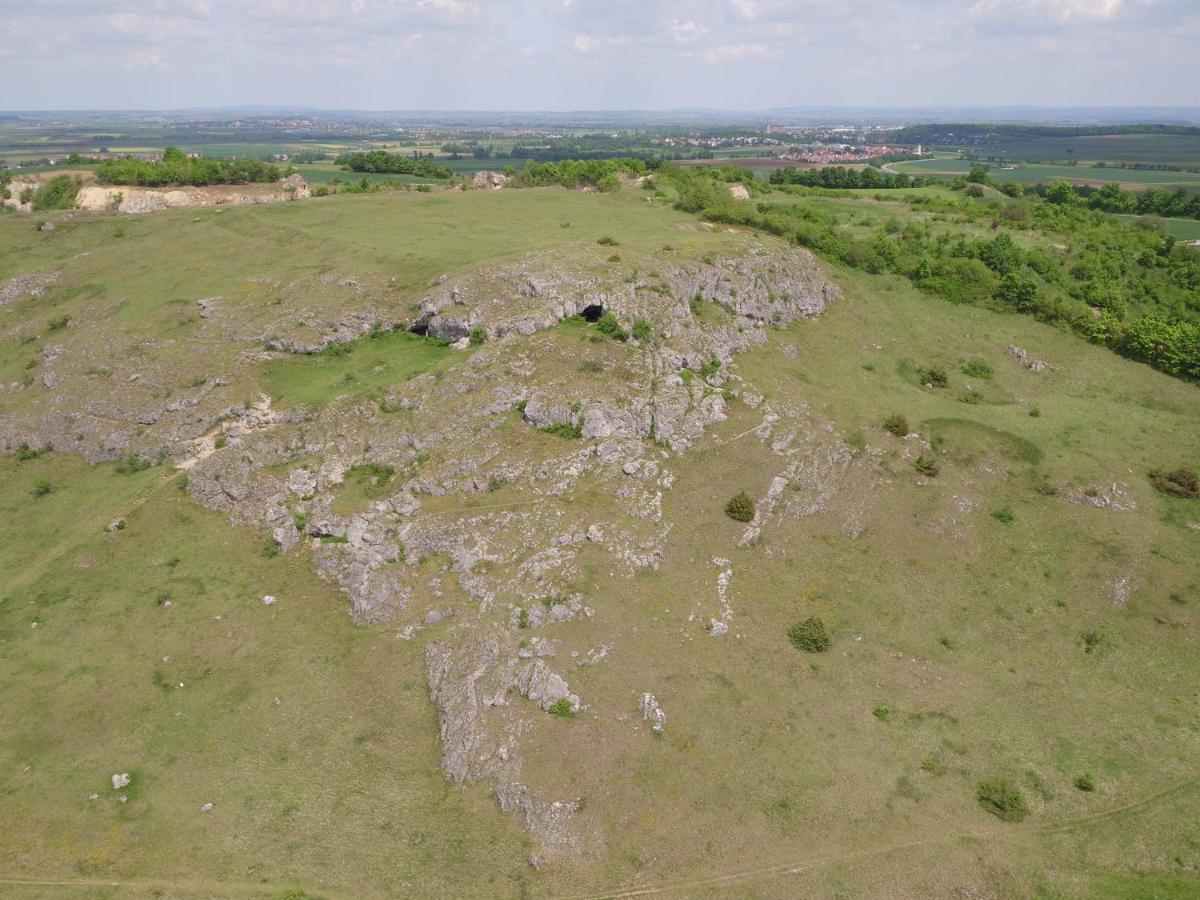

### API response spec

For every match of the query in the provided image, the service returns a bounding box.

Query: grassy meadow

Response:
[1,179,1198,896]
[0,455,532,898]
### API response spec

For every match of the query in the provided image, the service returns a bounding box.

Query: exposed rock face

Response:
[0,234,842,857]
[472,170,509,190]
[1,179,39,212]
[639,693,666,733]
[728,182,750,201]
[73,178,313,215]
[1006,344,1059,373]
[1,271,60,307]
[277,173,311,199]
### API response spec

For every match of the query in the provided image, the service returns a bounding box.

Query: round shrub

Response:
[883,414,909,437]
[725,491,755,522]
[787,617,830,653]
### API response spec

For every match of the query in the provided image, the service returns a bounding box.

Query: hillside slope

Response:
[1,186,1198,898]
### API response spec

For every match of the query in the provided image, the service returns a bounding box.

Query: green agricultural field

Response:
[890,157,1200,188]
[288,161,443,186]
[1,177,1198,898]
[956,132,1200,165]
[1108,214,1200,240]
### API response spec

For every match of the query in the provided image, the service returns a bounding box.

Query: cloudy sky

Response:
[3,0,1197,110]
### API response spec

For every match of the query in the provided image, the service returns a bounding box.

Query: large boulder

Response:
[278,173,311,200]
[473,170,508,190]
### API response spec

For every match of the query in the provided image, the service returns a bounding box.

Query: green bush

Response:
[47,315,70,331]
[115,453,152,474]
[631,319,652,343]
[31,477,52,498]
[724,491,755,522]
[917,366,949,388]
[872,705,891,720]
[468,326,486,347]
[991,506,1015,524]
[883,414,909,437]
[539,423,582,439]
[976,776,1028,822]
[1149,467,1198,499]
[96,148,285,186]
[595,312,628,342]
[1074,773,1096,792]
[15,442,48,461]
[960,359,994,379]
[787,617,831,653]
[547,698,575,717]
[913,454,940,477]
[347,462,395,486]
[261,533,280,558]
[597,235,619,246]
[31,175,81,212]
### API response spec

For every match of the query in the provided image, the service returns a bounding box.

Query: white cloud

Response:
[670,19,710,42]
[701,41,779,62]
[570,34,602,53]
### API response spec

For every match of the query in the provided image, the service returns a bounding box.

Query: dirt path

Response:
[560,776,1199,899]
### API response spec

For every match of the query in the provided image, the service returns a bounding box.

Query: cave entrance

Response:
[408,322,429,336]
[581,304,604,323]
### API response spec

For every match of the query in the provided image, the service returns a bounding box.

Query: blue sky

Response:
[3,0,1197,110]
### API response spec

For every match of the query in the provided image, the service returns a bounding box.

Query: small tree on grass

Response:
[725,491,755,522]
[788,617,831,653]
[977,776,1028,822]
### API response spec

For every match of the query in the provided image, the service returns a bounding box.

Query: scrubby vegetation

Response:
[31,175,81,211]
[665,164,1200,382]
[977,776,1029,822]
[913,454,940,477]
[1150,467,1199,498]
[95,147,282,186]
[515,158,646,190]
[882,414,909,436]
[595,311,628,342]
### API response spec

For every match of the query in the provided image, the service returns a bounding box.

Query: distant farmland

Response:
[889,157,1200,189]
[913,131,1200,165]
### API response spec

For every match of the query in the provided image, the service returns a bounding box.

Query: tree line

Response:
[770,165,929,190]
[335,151,454,179]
